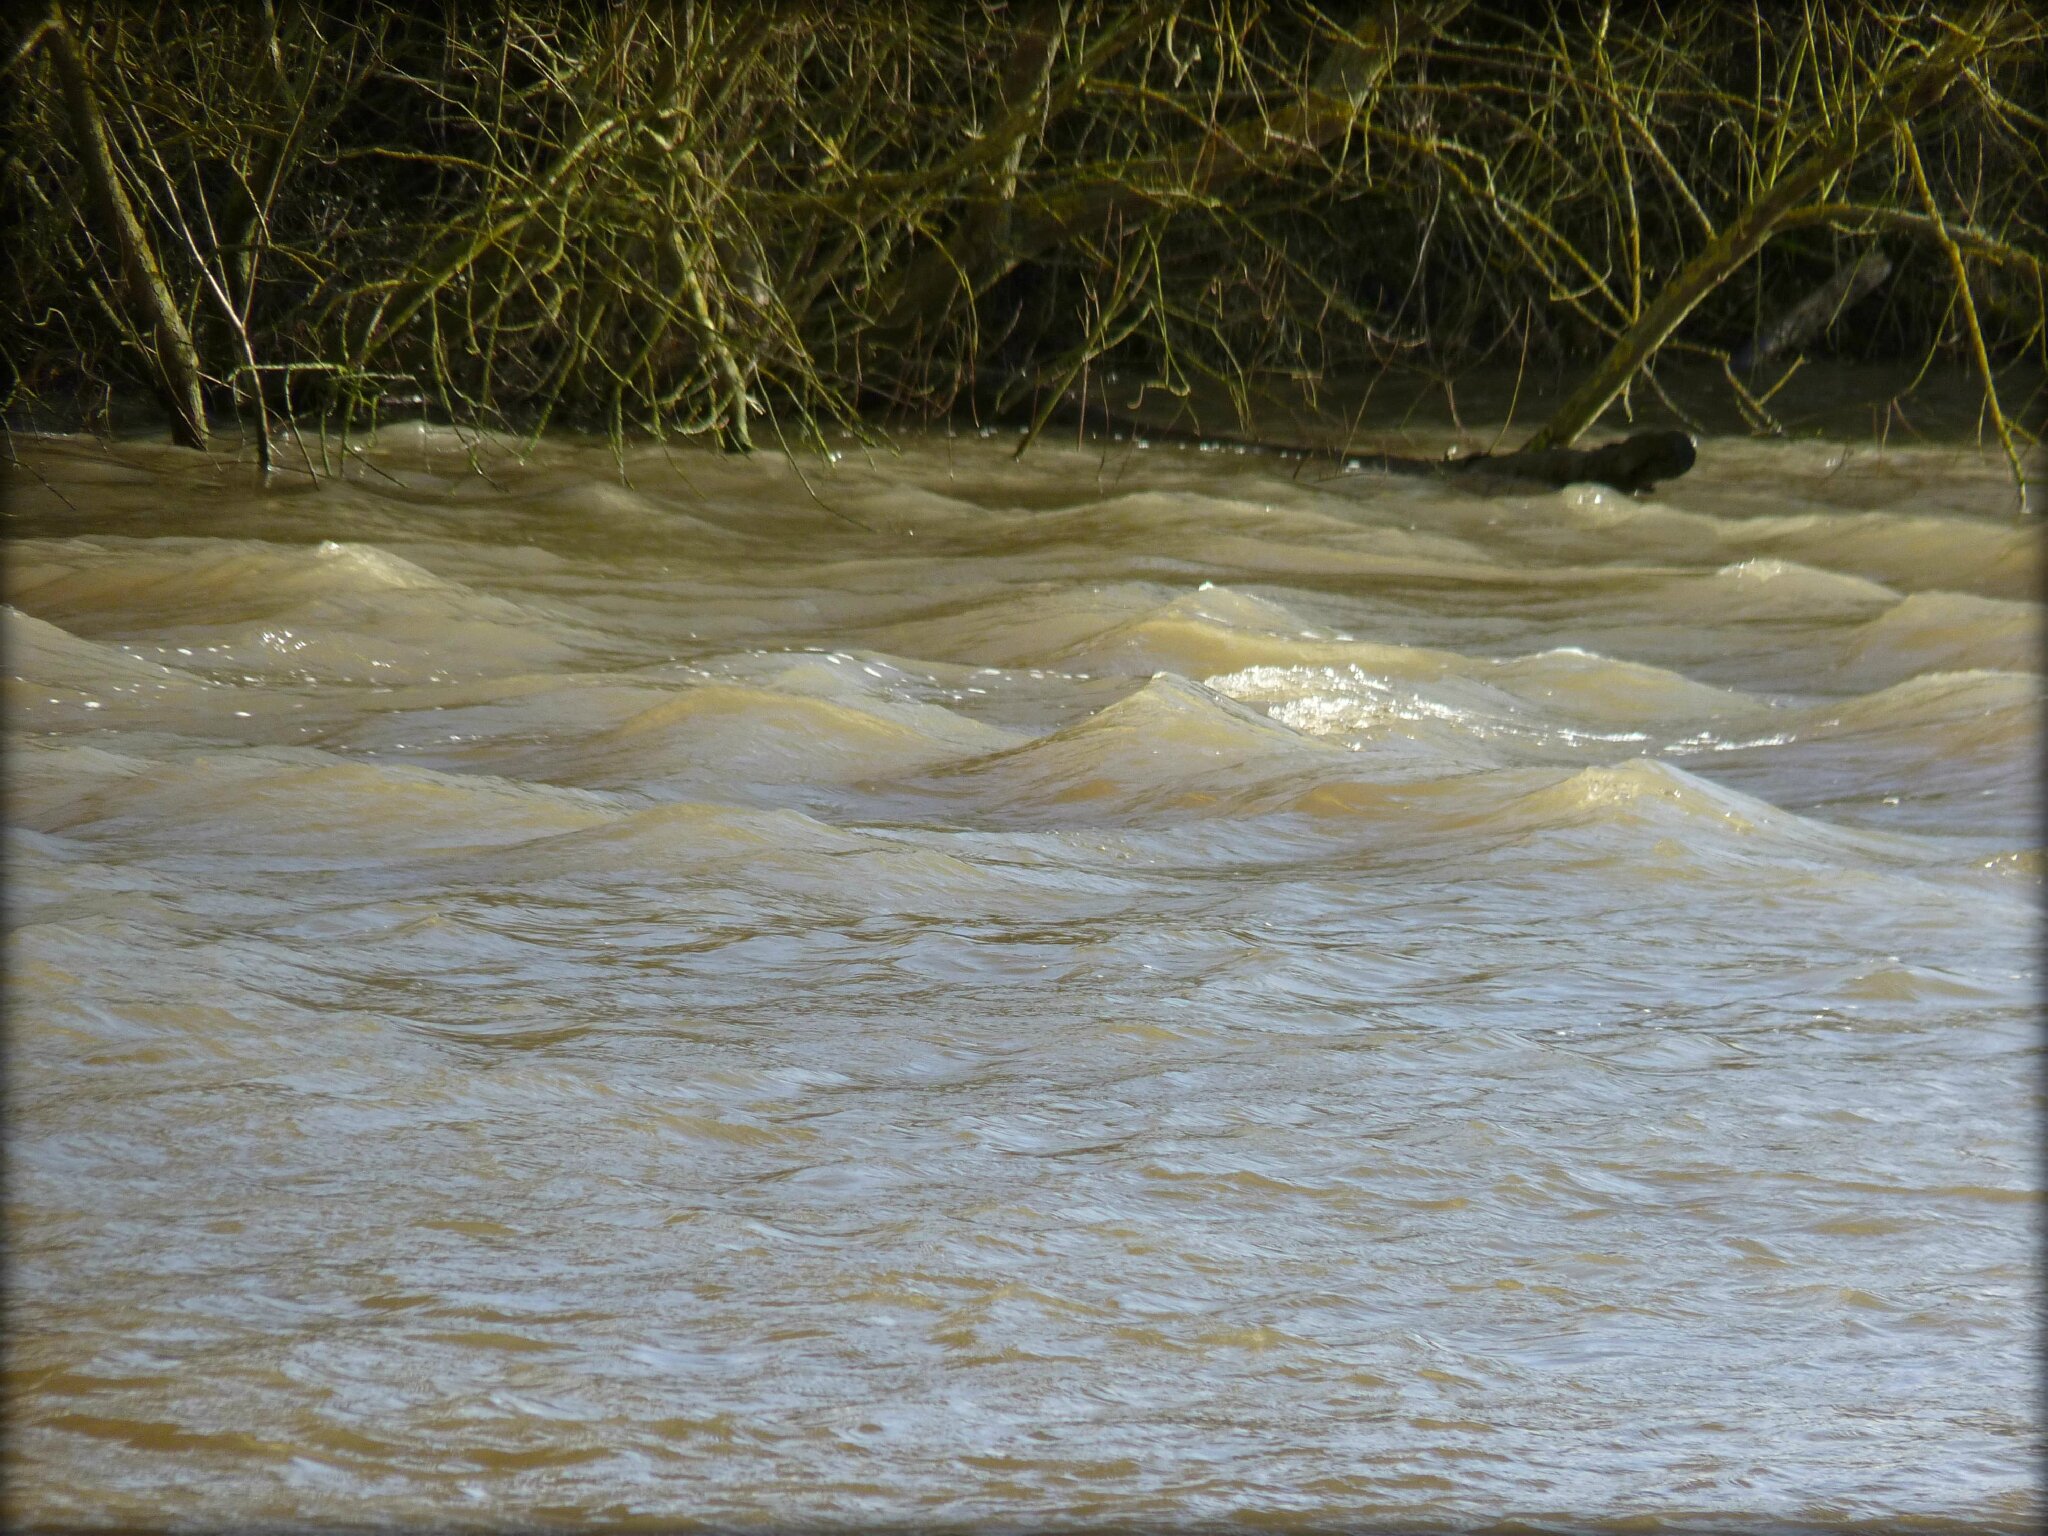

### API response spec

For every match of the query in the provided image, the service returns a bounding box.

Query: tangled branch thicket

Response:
[5,2,2043,484]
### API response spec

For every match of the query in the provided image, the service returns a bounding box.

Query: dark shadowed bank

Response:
[4,2,2043,497]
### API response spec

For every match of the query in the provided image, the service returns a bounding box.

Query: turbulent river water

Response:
[4,424,2041,1531]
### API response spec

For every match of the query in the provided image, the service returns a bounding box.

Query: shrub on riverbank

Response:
[5,2,2042,473]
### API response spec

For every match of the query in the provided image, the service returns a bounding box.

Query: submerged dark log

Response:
[1078,403,1698,494]
[1351,428,1697,494]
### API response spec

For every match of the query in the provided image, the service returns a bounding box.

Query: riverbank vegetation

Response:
[5,2,2042,497]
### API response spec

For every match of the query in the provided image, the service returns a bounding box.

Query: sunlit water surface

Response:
[5,426,2040,1531]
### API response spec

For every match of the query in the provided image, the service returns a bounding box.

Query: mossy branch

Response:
[38,6,207,448]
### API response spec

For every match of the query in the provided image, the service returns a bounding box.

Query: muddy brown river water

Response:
[4,424,2041,1530]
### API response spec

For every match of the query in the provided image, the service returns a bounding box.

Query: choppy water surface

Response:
[5,426,2040,1530]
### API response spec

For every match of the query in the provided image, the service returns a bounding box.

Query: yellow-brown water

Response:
[5,426,2040,1530]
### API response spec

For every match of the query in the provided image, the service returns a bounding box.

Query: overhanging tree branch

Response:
[1527,13,1999,451]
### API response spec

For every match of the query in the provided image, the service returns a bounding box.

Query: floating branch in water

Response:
[1732,250,1894,374]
